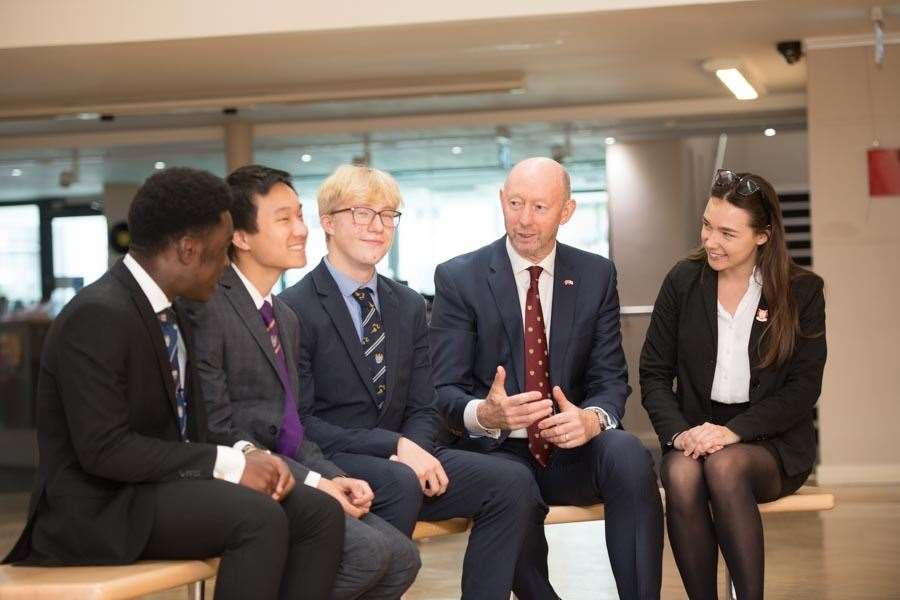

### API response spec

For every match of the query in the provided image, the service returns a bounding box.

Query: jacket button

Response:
[269,425,278,435]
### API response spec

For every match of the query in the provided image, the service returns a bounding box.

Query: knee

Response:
[233,494,289,550]
[385,461,424,506]
[660,454,705,506]
[703,452,750,497]
[492,461,542,509]
[592,430,656,482]
[392,534,422,580]
[294,488,345,539]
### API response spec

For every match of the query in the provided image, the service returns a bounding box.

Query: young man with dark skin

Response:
[189,165,420,600]
[2,167,345,600]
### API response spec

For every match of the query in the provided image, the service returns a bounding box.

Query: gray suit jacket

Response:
[187,265,343,481]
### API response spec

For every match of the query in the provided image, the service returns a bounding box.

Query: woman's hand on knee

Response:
[691,423,739,458]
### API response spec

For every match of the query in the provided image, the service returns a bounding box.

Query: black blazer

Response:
[429,236,631,453]
[3,259,221,565]
[639,259,826,476]
[279,259,444,459]
[186,266,344,481]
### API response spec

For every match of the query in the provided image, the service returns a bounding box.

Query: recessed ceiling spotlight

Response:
[451,146,463,155]
[76,112,101,121]
[301,154,312,163]
[604,137,616,146]
[764,128,777,137]
[11,168,22,177]
[154,161,166,170]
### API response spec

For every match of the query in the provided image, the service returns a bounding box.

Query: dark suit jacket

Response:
[187,266,343,481]
[279,259,444,458]
[429,236,631,452]
[4,259,221,565]
[639,259,827,476]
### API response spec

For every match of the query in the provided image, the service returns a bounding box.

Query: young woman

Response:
[640,170,827,600]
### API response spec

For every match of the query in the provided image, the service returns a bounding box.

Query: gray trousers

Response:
[286,462,421,600]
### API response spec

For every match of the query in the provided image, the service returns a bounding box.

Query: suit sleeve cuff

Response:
[213,445,246,484]
[304,471,322,488]
[464,399,501,439]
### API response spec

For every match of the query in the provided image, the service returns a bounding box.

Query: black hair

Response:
[127,167,232,257]
[225,164,296,235]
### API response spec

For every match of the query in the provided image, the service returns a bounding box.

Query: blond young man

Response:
[280,165,545,600]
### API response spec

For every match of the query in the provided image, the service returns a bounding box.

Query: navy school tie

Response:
[352,287,387,409]
[157,308,188,441]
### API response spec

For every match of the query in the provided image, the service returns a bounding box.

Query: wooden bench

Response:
[0,486,834,599]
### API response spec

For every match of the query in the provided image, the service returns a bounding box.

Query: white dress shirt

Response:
[710,268,763,405]
[231,264,322,488]
[463,239,615,438]
[122,253,246,483]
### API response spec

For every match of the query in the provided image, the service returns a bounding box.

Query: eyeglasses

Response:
[330,206,402,228]
[711,169,760,197]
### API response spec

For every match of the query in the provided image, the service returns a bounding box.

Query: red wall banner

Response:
[868,149,900,196]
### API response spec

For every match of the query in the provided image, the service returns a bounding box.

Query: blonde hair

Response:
[317,164,403,216]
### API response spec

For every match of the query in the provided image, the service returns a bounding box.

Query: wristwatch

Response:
[583,407,613,433]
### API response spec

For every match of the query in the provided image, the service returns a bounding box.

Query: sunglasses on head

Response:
[711,169,761,197]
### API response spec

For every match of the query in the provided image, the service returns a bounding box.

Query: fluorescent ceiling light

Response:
[714,68,758,100]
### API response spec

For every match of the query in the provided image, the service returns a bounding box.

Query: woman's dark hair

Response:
[128,167,232,257]
[225,164,296,258]
[690,172,819,368]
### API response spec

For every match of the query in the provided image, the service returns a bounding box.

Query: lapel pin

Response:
[563,279,575,286]
[755,308,768,322]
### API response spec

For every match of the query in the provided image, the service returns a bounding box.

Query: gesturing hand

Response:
[396,437,449,497]
[476,366,554,430]
[538,387,602,448]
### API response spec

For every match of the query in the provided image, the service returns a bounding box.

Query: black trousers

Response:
[140,478,345,600]
[332,447,546,600]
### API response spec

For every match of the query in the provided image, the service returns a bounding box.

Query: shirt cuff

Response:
[463,399,501,439]
[213,445,246,484]
[304,471,322,488]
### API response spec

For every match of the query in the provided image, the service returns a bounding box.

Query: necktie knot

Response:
[259,300,275,327]
[352,287,375,309]
[527,266,543,285]
[157,307,177,324]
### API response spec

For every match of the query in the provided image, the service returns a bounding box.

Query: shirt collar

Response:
[231,263,272,310]
[123,253,172,314]
[505,236,556,277]
[324,256,379,299]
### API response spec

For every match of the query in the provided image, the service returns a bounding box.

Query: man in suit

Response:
[189,164,420,600]
[280,164,546,600]
[429,157,665,600]
[2,168,345,600]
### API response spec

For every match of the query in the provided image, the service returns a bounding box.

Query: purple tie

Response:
[259,300,304,458]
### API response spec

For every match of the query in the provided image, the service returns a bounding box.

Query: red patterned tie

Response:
[524,266,552,467]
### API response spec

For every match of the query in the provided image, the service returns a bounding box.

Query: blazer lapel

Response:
[549,245,579,388]
[312,262,379,405]
[221,267,280,376]
[488,238,525,393]
[700,263,719,350]
[747,292,769,394]
[111,260,179,423]
[378,277,400,415]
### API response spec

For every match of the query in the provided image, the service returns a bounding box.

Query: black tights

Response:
[661,444,782,600]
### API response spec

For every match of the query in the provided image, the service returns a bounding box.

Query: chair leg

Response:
[724,568,737,600]
[187,580,206,600]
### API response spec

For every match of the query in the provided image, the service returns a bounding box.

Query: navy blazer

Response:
[279,259,444,459]
[639,259,826,476]
[429,236,631,452]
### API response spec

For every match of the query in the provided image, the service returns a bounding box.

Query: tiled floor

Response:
[2,485,899,599]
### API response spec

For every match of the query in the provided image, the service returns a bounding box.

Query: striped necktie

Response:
[157,307,188,441]
[352,287,387,409]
